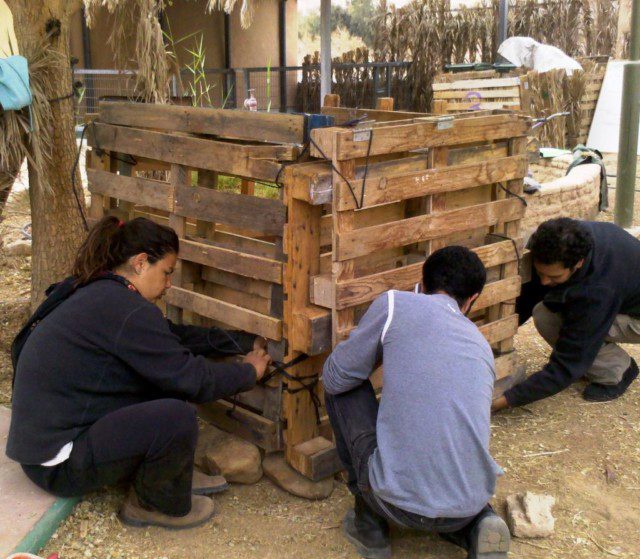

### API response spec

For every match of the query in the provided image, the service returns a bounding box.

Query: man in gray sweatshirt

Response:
[323,246,509,559]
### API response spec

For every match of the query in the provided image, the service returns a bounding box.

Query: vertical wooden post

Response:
[282,169,326,470]
[167,164,189,324]
[375,97,394,111]
[323,94,340,108]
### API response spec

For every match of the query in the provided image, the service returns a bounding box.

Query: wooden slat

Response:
[474,276,521,311]
[478,314,519,345]
[311,113,531,160]
[321,106,427,124]
[289,437,343,481]
[495,352,518,380]
[99,101,306,144]
[179,238,282,284]
[89,122,283,181]
[198,402,280,451]
[335,155,528,210]
[443,101,520,111]
[319,240,518,310]
[87,168,173,211]
[165,286,282,340]
[201,267,275,299]
[434,88,520,99]
[173,184,285,235]
[432,77,521,91]
[335,198,526,261]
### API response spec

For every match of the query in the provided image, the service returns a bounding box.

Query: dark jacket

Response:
[7,278,257,465]
[505,221,640,407]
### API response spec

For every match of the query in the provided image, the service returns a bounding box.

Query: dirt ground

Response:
[1,161,640,559]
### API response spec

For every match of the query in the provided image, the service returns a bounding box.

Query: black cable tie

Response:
[498,182,528,207]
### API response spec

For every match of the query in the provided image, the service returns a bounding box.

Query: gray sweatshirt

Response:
[323,291,502,519]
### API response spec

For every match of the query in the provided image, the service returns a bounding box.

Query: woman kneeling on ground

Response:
[7,216,271,529]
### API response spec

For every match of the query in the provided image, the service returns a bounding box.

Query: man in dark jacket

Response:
[493,218,640,412]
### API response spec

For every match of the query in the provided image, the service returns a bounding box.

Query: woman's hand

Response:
[243,348,272,381]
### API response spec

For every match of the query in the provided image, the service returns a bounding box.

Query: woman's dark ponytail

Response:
[72,216,179,284]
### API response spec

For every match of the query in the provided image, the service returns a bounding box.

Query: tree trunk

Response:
[6,1,86,308]
[616,0,633,59]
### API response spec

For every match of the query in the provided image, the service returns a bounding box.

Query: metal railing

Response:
[72,60,413,122]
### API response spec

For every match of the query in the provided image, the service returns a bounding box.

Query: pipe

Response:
[497,0,508,48]
[320,0,331,104]
[614,0,640,227]
[80,6,96,114]
[278,0,287,112]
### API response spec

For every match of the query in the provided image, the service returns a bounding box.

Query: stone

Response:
[195,423,263,484]
[262,453,334,500]
[4,239,31,257]
[506,491,556,538]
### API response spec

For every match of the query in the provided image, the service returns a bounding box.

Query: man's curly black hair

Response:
[530,218,594,268]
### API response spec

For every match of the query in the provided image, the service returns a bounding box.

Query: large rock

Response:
[4,239,31,256]
[262,453,334,500]
[195,424,263,484]
[506,492,556,538]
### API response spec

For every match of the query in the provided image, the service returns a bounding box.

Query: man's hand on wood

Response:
[243,348,272,381]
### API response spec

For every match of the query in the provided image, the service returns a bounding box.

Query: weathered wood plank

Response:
[291,306,332,355]
[434,88,520,99]
[475,276,521,311]
[478,314,519,345]
[311,113,530,160]
[335,198,526,261]
[495,352,518,381]
[315,240,518,310]
[87,168,173,212]
[198,401,281,451]
[289,437,343,481]
[179,238,283,284]
[99,101,306,144]
[335,155,528,210]
[321,106,427,124]
[173,184,286,235]
[201,267,275,299]
[88,122,283,181]
[165,286,282,340]
[432,77,521,91]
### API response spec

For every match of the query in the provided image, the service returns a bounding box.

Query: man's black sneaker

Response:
[467,509,510,559]
[583,358,639,402]
[342,496,391,559]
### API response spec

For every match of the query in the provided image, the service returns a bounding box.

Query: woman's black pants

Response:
[22,399,198,516]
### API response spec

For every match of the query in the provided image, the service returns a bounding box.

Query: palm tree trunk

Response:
[6,1,86,307]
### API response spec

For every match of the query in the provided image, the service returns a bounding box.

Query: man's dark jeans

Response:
[324,380,491,544]
[22,399,198,516]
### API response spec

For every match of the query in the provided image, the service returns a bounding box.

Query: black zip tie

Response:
[47,90,74,103]
[359,129,374,208]
[72,125,89,231]
[498,182,528,207]
[486,232,521,271]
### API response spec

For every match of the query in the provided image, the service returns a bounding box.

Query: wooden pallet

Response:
[86,101,531,482]
[432,75,529,114]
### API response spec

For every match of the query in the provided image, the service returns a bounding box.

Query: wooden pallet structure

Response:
[432,74,529,114]
[86,101,531,482]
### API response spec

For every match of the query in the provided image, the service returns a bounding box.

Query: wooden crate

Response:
[86,101,530,482]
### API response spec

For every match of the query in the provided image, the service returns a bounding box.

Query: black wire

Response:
[308,135,362,209]
[274,142,310,189]
[48,91,75,103]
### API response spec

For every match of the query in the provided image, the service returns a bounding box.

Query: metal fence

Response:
[72,61,413,123]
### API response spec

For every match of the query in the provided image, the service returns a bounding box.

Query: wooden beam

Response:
[164,286,282,340]
[87,168,174,212]
[310,113,531,160]
[198,401,281,451]
[289,437,343,481]
[88,122,283,182]
[335,198,526,261]
[179,238,282,284]
[99,101,306,144]
[334,155,528,210]
[201,267,275,299]
[478,314,519,345]
[312,239,518,310]
[475,276,521,311]
[291,306,332,355]
[173,184,286,235]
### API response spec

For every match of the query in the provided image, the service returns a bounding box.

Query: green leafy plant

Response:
[185,34,214,107]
